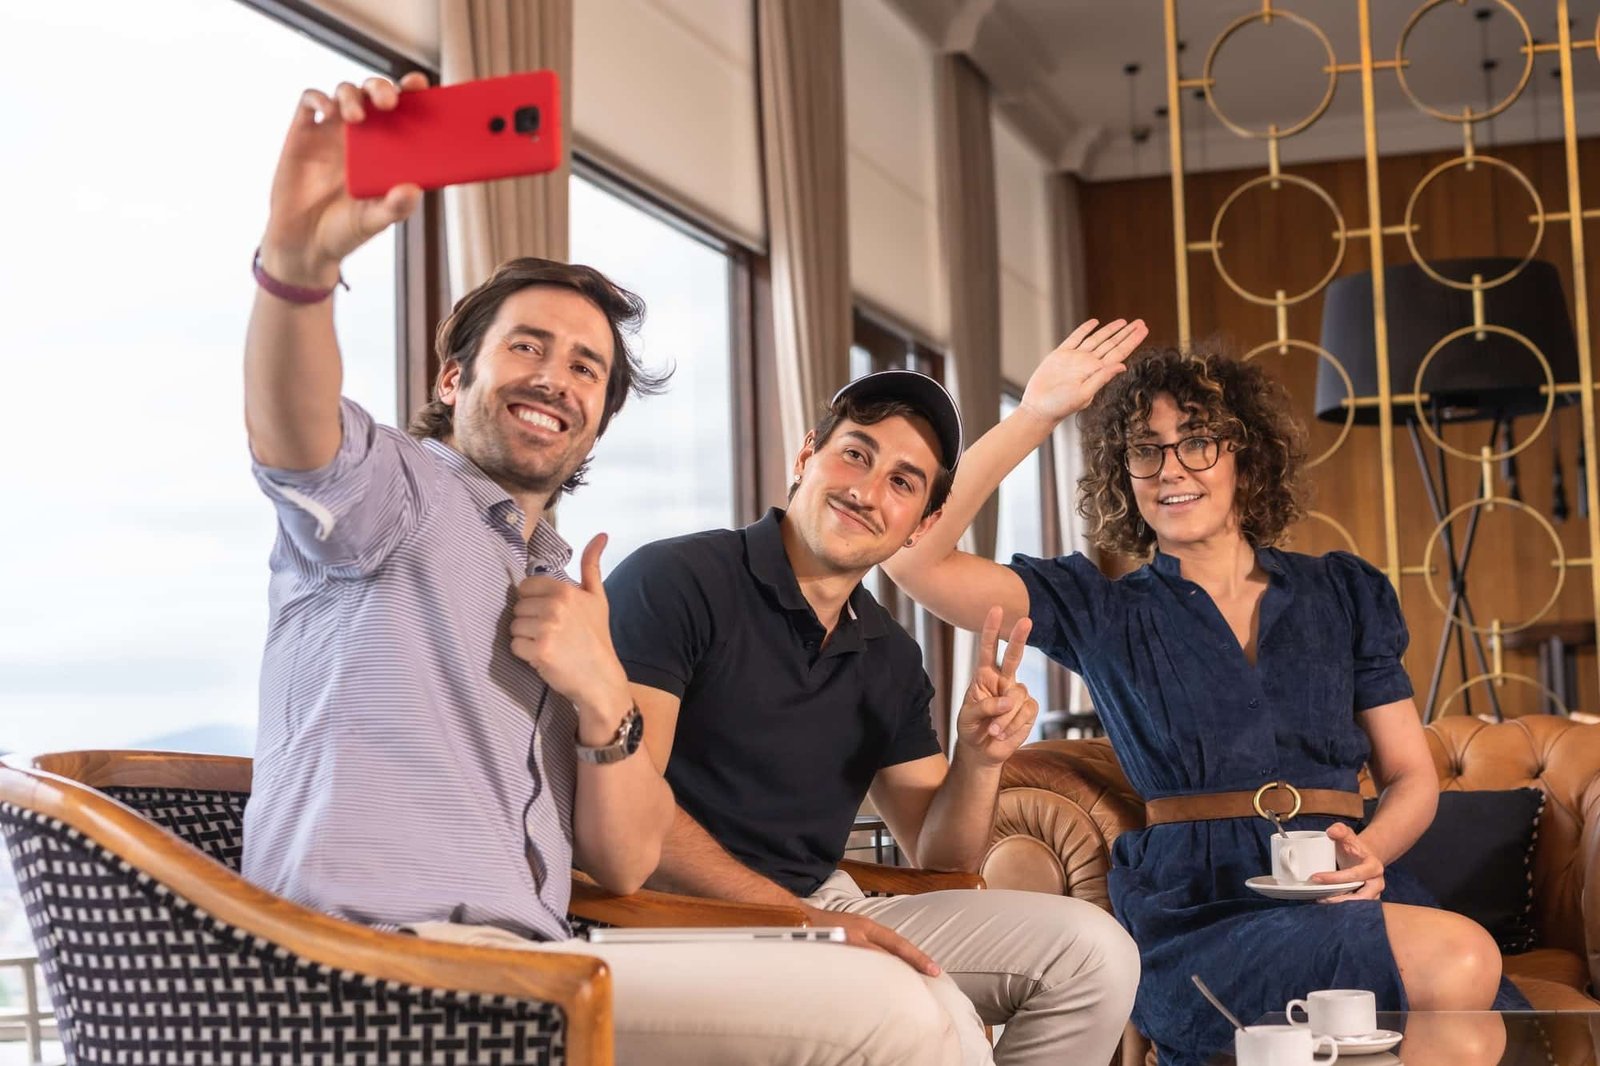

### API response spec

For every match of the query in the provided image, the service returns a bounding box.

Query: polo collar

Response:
[747,508,811,612]
[745,508,891,640]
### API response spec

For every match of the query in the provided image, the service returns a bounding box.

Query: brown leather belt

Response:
[1144,781,1365,826]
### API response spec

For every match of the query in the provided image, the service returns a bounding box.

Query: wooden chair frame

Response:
[0,750,612,1066]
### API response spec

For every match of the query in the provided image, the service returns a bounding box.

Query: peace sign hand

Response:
[955,606,1039,766]
[1019,317,1149,425]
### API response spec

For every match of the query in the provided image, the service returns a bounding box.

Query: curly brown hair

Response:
[1077,345,1308,557]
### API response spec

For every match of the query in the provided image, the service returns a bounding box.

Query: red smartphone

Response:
[344,71,562,198]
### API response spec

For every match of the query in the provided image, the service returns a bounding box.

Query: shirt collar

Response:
[744,507,890,639]
[421,437,573,568]
[1150,545,1285,580]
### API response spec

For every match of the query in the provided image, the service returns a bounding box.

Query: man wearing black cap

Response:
[604,370,1139,1066]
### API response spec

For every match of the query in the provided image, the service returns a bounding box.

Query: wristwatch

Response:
[575,704,645,764]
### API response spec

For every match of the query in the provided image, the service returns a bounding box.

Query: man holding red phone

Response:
[242,73,968,1065]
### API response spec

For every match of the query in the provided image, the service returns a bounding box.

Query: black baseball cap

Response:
[830,370,963,469]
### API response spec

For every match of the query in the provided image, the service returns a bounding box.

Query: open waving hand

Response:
[1019,317,1149,423]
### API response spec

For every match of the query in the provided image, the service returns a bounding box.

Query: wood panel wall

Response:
[1080,139,1600,717]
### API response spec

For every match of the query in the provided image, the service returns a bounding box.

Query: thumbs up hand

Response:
[510,533,632,741]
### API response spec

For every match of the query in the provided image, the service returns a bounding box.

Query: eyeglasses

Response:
[1124,435,1223,479]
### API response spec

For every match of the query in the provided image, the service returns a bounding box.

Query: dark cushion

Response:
[1365,788,1544,954]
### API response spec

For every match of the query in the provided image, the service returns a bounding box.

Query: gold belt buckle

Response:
[1252,780,1303,823]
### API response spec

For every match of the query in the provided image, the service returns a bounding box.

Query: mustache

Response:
[826,494,881,534]
[501,386,583,430]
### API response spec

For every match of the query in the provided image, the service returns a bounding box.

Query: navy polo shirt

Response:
[605,507,942,895]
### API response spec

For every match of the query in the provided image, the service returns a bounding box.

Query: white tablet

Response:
[586,926,849,945]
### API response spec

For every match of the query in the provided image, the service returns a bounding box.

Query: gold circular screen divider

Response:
[1396,0,1533,123]
[1201,8,1338,140]
[1435,671,1570,719]
[1242,338,1355,468]
[1420,496,1567,635]
[1211,173,1348,306]
[1305,510,1360,557]
[1403,155,1545,291]
[1409,323,1556,462]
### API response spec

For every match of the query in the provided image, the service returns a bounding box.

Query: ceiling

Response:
[888,0,1600,180]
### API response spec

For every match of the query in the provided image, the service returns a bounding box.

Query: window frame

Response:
[570,156,762,525]
[1000,381,1073,713]
[851,306,955,750]
[234,0,446,429]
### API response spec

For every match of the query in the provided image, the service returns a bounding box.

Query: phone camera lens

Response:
[513,105,541,136]
[488,116,507,134]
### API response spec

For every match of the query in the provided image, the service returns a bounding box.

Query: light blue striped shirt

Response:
[243,399,577,941]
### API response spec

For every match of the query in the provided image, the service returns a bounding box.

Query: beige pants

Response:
[410,918,967,1065]
[806,870,1139,1066]
[412,873,1137,1066]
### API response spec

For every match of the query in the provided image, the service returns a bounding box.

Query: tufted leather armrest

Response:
[1425,715,1600,990]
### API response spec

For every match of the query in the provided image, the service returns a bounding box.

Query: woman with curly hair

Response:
[885,320,1524,1066]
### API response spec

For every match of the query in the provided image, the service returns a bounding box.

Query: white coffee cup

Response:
[1286,989,1377,1039]
[1236,1024,1339,1066]
[1271,830,1338,884]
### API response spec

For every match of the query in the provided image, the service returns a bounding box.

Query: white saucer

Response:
[1330,1029,1403,1055]
[1244,875,1364,900]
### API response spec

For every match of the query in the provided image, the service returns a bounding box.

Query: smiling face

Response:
[438,284,614,502]
[786,413,944,574]
[1128,392,1243,550]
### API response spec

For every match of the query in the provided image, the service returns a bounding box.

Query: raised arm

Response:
[245,75,425,470]
[884,318,1147,632]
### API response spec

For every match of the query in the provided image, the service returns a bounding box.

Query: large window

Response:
[0,0,422,1030]
[0,1,408,761]
[559,173,738,570]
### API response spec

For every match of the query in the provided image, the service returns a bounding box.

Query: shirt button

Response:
[1248,698,1260,708]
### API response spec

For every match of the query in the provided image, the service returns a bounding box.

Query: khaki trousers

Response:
[410,919,966,1066]
[806,870,1140,1066]
[413,871,1137,1066]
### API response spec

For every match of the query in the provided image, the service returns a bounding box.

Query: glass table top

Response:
[1203,1010,1600,1064]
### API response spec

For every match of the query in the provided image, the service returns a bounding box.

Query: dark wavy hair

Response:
[408,257,670,495]
[1077,345,1308,557]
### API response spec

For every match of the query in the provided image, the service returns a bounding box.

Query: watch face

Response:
[621,706,645,753]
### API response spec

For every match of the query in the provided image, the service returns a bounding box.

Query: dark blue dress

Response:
[1009,548,1528,1066]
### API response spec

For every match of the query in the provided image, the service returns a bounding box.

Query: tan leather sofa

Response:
[980,714,1600,1066]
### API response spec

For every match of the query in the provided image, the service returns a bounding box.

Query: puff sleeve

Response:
[1006,551,1118,674]
[1327,551,1414,713]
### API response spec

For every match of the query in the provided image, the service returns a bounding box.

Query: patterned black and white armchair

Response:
[0,751,612,1066]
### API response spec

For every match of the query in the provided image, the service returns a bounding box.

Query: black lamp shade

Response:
[1315,259,1578,424]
